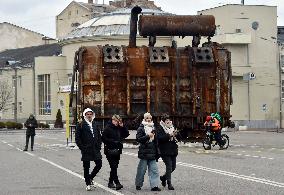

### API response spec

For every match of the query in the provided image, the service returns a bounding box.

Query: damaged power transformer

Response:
[70,6,233,141]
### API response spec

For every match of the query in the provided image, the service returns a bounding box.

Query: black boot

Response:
[108,182,115,189]
[23,146,28,151]
[168,182,175,190]
[115,183,123,190]
[160,176,166,187]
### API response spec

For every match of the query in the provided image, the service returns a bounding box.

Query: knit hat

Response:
[144,112,152,119]
[83,108,94,117]
[161,113,170,122]
[112,114,122,122]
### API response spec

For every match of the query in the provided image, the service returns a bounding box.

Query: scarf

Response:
[142,119,155,142]
[160,120,175,141]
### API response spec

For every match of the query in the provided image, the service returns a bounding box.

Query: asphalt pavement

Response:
[0,129,283,195]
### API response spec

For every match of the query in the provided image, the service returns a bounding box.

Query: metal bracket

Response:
[193,47,214,63]
[103,46,124,63]
[149,47,169,63]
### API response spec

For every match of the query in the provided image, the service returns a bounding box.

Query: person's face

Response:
[165,119,171,125]
[145,117,152,123]
[112,119,119,126]
[85,111,93,122]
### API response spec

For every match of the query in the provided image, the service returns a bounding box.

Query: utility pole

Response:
[14,67,18,122]
[241,0,244,5]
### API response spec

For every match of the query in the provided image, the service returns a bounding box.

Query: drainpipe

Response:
[129,6,142,48]
[278,43,282,130]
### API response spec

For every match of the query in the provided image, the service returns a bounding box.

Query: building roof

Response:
[0,44,62,69]
[198,4,276,12]
[0,22,53,40]
[61,8,168,40]
[278,26,284,43]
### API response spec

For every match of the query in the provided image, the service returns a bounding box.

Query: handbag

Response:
[107,148,120,156]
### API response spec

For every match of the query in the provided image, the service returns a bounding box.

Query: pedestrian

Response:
[135,112,161,191]
[23,114,38,151]
[75,108,102,191]
[157,113,179,190]
[102,114,129,190]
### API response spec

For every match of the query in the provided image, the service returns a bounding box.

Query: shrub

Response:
[6,121,16,129]
[15,123,23,129]
[0,122,5,129]
[38,123,50,129]
[54,109,63,128]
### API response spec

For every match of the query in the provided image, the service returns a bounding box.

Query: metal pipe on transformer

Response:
[129,6,142,47]
[138,15,216,37]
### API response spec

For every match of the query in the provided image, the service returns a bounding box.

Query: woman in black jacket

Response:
[157,114,179,190]
[102,114,129,190]
[75,108,102,191]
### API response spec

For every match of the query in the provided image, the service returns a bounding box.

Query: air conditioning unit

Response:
[281,68,284,73]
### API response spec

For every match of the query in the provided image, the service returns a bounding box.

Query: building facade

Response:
[199,5,280,128]
[0,22,55,52]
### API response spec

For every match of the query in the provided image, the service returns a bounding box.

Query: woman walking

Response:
[157,114,179,190]
[102,114,129,190]
[135,112,161,191]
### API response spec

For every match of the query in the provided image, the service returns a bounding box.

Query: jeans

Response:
[135,159,159,188]
[214,130,224,146]
[161,155,177,183]
[106,155,121,184]
[83,160,102,185]
[25,135,34,149]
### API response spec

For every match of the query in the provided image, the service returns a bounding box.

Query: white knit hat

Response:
[144,112,152,119]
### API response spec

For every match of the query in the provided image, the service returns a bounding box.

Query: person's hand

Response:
[118,121,123,127]
[149,132,155,139]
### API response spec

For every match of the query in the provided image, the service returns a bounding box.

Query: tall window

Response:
[18,76,22,87]
[38,74,51,115]
[67,73,73,85]
[12,76,16,88]
[282,80,284,100]
[281,55,284,68]
[18,102,22,113]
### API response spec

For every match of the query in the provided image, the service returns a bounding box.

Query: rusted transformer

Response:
[70,7,233,141]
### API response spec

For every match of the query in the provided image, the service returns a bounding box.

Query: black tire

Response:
[203,136,211,150]
[221,134,229,149]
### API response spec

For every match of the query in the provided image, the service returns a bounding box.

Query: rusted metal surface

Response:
[74,44,232,131]
[139,15,216,37]
[129,6,142,47]
[70,7,233,141]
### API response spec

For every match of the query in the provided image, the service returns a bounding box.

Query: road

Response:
[0,129,283,195]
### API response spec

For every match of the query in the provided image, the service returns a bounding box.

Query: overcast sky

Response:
[0,0,283,38]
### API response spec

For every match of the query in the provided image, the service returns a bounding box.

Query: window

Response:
[68,11,71,19]
[12,76,16,88]
[67,73,73,85]
[77,10,79,15]
[18,102,22,113]
[281,55,284,68]
[38,74,51,115]
[18,76,22,87]
[282,80,284,100]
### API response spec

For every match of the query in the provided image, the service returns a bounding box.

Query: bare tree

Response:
[0,80,13,113]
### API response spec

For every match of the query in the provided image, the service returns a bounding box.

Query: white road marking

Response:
[2,141,7,144]
[175,162,284,188]
[7,144,14,147]
[15,147,23,152]
[25,152,35,157]
[123,152,283,188]
[38,157,124,195]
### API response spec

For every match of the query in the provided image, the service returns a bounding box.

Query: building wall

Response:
[0,67,34,122]
[0,23,54,52]
[56,2,92,39]
[34,56,67,123]
[199,5,279,128]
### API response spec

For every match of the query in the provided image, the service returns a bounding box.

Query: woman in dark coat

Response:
[75,108,102,191]
[157,114,179,190]
[23,114,38,151]
[102,114,129,190]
